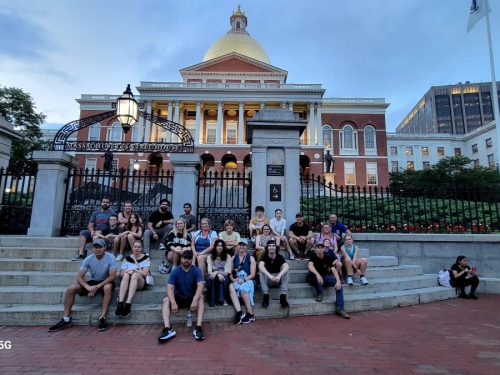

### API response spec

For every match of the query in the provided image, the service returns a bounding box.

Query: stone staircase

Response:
[0,236,457,326]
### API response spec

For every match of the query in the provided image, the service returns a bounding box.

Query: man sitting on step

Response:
[306,242,350,319]
[258,240,290,308]
[49,238,117,332]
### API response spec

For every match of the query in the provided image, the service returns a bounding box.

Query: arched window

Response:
[364,125,376,155]
[108,122,122,142]
[236,21,241,29]
[339,124,358,155]
[322,124,333,151]
[88,124,100,141]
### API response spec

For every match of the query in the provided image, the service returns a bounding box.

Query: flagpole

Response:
[485,5,500,169]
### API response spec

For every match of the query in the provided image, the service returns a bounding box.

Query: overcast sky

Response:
[0,0,498,132]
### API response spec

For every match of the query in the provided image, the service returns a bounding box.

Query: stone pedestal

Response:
[324,172,335,186]
[169,153,200,219]
[28,151,78,236]
[247,109,307,226]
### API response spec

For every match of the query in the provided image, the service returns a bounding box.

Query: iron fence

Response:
[301,174,500,233]
[62,168,173,235]
[0,167,37,234]
[197,171,251,237]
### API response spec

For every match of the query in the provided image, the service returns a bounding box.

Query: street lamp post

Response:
[116,84,138,133]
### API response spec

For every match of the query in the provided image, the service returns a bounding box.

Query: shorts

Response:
[174,295,194,309]
[78,279,115,296]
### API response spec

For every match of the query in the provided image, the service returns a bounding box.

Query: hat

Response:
[237,240,248,246]
[93,239,106,247]
[295,212,304,217]
[181,250,194,259]
[315,242,324,247]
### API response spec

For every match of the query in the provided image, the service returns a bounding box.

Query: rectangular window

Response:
[474,159,480,168]
[486,138,493,148]
[488,154,495,168]
[454,147,462,156]
[437,147,445,156]
[421,147,429,156]
[405,146,413,156]
[406,161,414,171]
[85,158,97,171]
[391,161,399,172]
[390,146,398,156]
[344,162,356,186]
[206,123,216,144]
[89,125,100,141]
[366,162,378,185]
[472,144,478,153]
[131,126,141,142]
[226,122,237,144]
[423,161,431,170]
[112,159,118,172]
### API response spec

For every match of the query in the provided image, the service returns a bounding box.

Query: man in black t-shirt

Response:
[288,213,315,259]
[307,243,350,319]
[144,199,174,254]
[258,240,289,308]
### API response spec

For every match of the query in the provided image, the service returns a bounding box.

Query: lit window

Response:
[390,146,398,156]
[366,162,378,185]
[322,124,333,151]
[391,161,399,172]
[421,147,429,156]
[226,122,237,144]
[407,161,414,171]
[437,147,445,156]
[405,147,413,156]
[423,161,430,170]
[472,144,478,153]
[486,138,493,148]
[344,162,356,185]
[364,125,376,150]
[206,122,216,144]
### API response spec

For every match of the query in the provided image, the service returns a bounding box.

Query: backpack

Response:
[438,269,452,288]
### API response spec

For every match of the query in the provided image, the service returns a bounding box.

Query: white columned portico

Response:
[216,101,223,144]
[238,102,244,144]
[316,103,323,146]
[308,103,315,145]
[195,101,201,145]
[144,102,152,142]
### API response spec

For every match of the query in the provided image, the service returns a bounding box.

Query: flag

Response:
[467,0,491,33]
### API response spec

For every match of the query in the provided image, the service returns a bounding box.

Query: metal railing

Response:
[62,168,173,235]
[0,167,37,234]
[301,174,500,233]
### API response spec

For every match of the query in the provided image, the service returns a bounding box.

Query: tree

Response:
[0,86,47,174]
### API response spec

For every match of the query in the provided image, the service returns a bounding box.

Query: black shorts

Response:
[78,280,115,296]
[174,296,194,309]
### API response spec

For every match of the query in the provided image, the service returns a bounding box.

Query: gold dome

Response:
[203,7,270,64]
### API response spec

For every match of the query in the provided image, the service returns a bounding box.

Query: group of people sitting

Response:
[48,197,479,343]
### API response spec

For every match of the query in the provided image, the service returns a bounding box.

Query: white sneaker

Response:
[116,254,124,261]
[360,276,369,285]
[159,243,166,250]
[347,276,354,285]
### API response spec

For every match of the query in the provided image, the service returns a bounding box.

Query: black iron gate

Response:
[62,167,173,235]
[197,171,252,237]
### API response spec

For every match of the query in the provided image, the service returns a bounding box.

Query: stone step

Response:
[0,286,457,326]
[0,236,78,248]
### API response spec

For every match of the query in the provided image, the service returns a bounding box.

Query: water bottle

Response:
[186,310,192,327]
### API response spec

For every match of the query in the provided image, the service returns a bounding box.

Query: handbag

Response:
[131,255,154,286]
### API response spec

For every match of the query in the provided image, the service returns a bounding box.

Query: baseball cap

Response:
[93,239,106,247]
[237,240,248,246]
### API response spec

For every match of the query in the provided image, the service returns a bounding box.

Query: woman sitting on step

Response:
[340,235,368,286]
[450,255,479,299]
[115,241,150,318]
[254,224,275,262]
[116,213,143,261]
[206,239,232,307]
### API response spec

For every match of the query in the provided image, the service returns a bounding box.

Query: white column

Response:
[167,101,173,121]
[173,102,180,143]
[200,105,205,144]
[195,101,201,145]
[238,102,244,144]
[316,103,323,146]
[167,101,173,142]
[216,101,223,144]
[308,103,315,145]
[144,102,152,142]
[289,102,294,112]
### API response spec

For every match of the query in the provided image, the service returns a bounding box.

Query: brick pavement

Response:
[1,295,499,374]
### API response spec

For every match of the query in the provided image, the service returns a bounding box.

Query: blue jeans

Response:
[206,274,229,306]
[306,271,345,310]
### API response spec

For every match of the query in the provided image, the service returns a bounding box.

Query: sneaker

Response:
[121,303,131,318]
[116,254,124,261]
[48,318,73,332]
[234,311,244,325]
[193,325,205,341]
[289,253,295,260]
[223,301,229,307]
[347,277,354,286]
[469,293,478,300]
[72,253,86,261]
[280,294,289,308]
[158,327,176,343]
[98,317,109,331]
[159,243,166,250]
[458,292,469,299]
[114,302,125,317]
[336,310,351,319]
[261,294,270,307]
[241,314,255,324]
[315,293,323,302]
[360,276,369,285]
